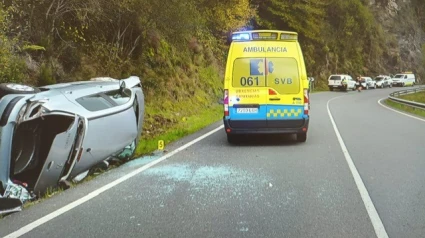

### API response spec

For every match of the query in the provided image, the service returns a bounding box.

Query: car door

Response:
[32,116,79,195]
[348,77,355,89]
[228,41,268,128]
[70,88,138,177]
[264,41,304,128]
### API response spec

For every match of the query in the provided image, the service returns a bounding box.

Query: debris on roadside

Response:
[0,181,35,215]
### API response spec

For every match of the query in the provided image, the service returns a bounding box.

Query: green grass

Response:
[383,99,425,118]
[135,103,222,156]
[399,91,425,103]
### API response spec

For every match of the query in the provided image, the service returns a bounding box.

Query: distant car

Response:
[374,75,392,88]
[0,76,144,206]
[391,73,416,87]
[328,74,356,91]
[360,77,376,89]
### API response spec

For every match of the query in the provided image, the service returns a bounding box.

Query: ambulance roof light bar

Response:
[230,30,298,42]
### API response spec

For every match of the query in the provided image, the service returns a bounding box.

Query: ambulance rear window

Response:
[266,57,300,94]
[330,76,341,80]
[232,57,300,94]
[232,58,267,87]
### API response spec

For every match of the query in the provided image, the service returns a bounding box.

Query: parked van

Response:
[223,30,310,143]
[391,73,415,87]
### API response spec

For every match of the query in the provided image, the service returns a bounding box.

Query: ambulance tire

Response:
[227,134,237,144]
[296,132,307,143]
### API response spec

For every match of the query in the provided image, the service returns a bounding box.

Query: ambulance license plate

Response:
[236,108,258,113]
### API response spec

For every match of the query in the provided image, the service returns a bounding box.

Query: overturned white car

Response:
[0,76,144,214]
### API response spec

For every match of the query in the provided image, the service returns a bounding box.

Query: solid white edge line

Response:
[378,98,425,122]
[327,97,389,238]
[3,124,224,238]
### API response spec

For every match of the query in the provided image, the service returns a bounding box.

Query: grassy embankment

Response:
[384,91,425,118]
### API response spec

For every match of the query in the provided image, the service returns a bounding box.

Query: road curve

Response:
[0,86,424,238]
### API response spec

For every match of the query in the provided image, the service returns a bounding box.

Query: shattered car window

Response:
[105,90,131,106]
[76,95,114,111]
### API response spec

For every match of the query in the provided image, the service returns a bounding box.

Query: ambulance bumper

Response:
[223,117,309,135]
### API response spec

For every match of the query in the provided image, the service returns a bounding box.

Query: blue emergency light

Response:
[232,33,250,41]
[230,30,298,42]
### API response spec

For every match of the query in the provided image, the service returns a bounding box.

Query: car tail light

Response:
[224,89,229,117]
[268,88,277,95]
[304,89,309,115]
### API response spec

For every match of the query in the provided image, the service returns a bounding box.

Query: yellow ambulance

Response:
[223,30,310,144]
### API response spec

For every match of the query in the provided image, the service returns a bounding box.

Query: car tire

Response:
[296,133,307,142]
[227,134,238,144]
[0,83,40,99]
[329,87,334,91]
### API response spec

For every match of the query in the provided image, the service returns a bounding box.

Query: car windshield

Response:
[394,74,403,78]
[375,77,384,81]
[330,76,341,80]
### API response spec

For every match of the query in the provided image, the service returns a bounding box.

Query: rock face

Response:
[369,0,425,79]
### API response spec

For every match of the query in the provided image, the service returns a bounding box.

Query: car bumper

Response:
[329,85,347,89]
[223,117,309,135]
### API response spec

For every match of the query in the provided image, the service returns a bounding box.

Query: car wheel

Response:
[0,83,40,99]
[366,85,369,90]
[296,133,307,142]
[329,87,334,91]
[227,134,238,144]
[381,84,384,88]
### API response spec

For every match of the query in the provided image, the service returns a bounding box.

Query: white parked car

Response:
[328,74,356,91]
[360,77,376,89]
[374,75,392,88]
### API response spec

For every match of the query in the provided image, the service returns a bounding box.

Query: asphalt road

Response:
[1,86,424,238]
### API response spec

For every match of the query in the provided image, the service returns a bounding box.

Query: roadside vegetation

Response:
[1,0,425,154]
[384,91,425,118]
[384,99,425,118]
[399,91,425,104]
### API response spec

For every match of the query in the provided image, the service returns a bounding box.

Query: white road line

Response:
[378,98,425,122]
[3,124,224,238]
[327,97,389,238]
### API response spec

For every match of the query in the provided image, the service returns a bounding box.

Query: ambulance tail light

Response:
[224,89,229,117]
[303,89,309,115]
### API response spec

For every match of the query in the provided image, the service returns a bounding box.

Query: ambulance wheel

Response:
[296,133,307,143]
[227,134,237,144]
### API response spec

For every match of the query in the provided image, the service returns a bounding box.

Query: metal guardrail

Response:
[388,86,425,109]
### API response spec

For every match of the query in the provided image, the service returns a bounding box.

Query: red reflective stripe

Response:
[224,89,229,116]
[304,89,309,115]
